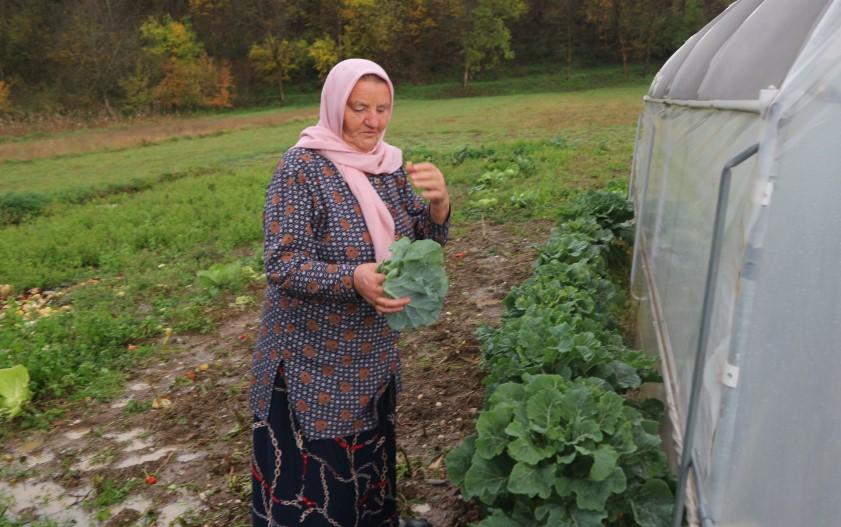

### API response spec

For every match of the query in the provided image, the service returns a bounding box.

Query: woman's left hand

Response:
[407,161,450,224]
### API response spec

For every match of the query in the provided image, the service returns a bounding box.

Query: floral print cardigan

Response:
[249,147,449,439]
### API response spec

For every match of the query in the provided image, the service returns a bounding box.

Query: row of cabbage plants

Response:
[446,191,674,527]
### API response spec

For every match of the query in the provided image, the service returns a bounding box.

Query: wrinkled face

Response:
[342,77,392,152]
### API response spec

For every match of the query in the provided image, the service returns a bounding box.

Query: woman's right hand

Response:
[353,263,410,314]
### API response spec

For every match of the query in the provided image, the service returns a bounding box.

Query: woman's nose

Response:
[363,111,379,128]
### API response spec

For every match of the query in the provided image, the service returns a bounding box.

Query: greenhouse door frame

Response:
[671,142,759,527]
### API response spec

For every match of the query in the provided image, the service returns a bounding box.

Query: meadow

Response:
[0,73,650,525]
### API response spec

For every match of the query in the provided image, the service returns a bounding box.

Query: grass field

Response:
[0,76,649,431]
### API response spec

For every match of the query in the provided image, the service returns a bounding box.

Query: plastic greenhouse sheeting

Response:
[631,0,841,525]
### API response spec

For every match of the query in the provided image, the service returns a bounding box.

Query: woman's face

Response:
[342,77,392,153]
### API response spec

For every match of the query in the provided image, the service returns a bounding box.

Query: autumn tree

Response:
[633,0,673,75]
[188,0,248,59]
[340,0,401,67]
[401,0,440,82]
[140,15,203,61]
[249,36,306,102]
[49,0,141,115]
[586,0,638,76]
[308,36,340,81]
[0,80,11,112]
[0,1,52,91]
[461,0,527,86]
[548,0,583,76]
[664,0,709,53]
[0,0,728,114]
[188,0,309,60]
[136,15,234,110]
[394,0,464,83]
[586,0,682,76]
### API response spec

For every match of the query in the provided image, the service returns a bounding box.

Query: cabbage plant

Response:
[0,364,31,419]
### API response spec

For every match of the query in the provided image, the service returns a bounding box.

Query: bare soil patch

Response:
[0,108,316,162]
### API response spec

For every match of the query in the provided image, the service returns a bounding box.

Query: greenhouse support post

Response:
[628,115,642,201]
[672,142,759,527]
[691,453,715,527]
[630,116,657,302]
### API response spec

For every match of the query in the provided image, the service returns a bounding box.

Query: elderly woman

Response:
[250,59,449,527]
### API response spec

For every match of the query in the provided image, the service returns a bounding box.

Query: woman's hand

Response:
[353,263,411,314]
[406,161,450,224]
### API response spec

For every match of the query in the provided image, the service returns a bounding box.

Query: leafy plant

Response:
[479,212,657,392]
[378,238,449,331]
[0,364,31,419]
[451,145,496,165]
[509,191,536,208]
[504,260,613,322]
[196,261,259,296]
[0,300,154,404]
[447,375,672,527]
[559,190,634,241]
[470,197,499,211]
[479,305,656,392]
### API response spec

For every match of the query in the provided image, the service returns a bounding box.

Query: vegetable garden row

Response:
[445,191,675,526]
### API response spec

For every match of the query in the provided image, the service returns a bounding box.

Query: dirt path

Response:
[0,220,552,526]
[0,108,316,163]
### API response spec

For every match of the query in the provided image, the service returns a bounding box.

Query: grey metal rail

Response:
[691,452,715,527]
[671,142,760,527]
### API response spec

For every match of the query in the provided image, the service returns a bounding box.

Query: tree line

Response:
[0,0,728,116]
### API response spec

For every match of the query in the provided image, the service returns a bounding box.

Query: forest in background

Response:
[0,0,728,117]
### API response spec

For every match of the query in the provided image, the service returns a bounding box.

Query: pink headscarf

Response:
[294,58,403,262]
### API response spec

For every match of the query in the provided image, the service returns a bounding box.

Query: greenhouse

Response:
[630,0,841,525]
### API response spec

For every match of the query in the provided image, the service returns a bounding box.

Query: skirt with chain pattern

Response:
[251,366,398,527]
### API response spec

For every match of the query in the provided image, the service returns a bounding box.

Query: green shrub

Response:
[0,192,49,225]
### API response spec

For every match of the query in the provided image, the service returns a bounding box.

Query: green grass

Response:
[394,64,652,100]
[0,84,645,200]
[0,166,265,289]
[0,517,64,527]
[0,127,295,196]
[0,128,636,292]
[0,78,647,433]
[86,477,138,511]
[240,64,653,107]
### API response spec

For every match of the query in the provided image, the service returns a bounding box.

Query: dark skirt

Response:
[251,368,398,527]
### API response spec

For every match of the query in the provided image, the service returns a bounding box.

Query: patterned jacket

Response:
[250,147,449,439]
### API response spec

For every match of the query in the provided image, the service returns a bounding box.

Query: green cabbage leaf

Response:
[378,238,449,331]
[0,364,31,419]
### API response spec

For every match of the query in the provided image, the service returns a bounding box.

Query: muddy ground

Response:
[1,219,553,527]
